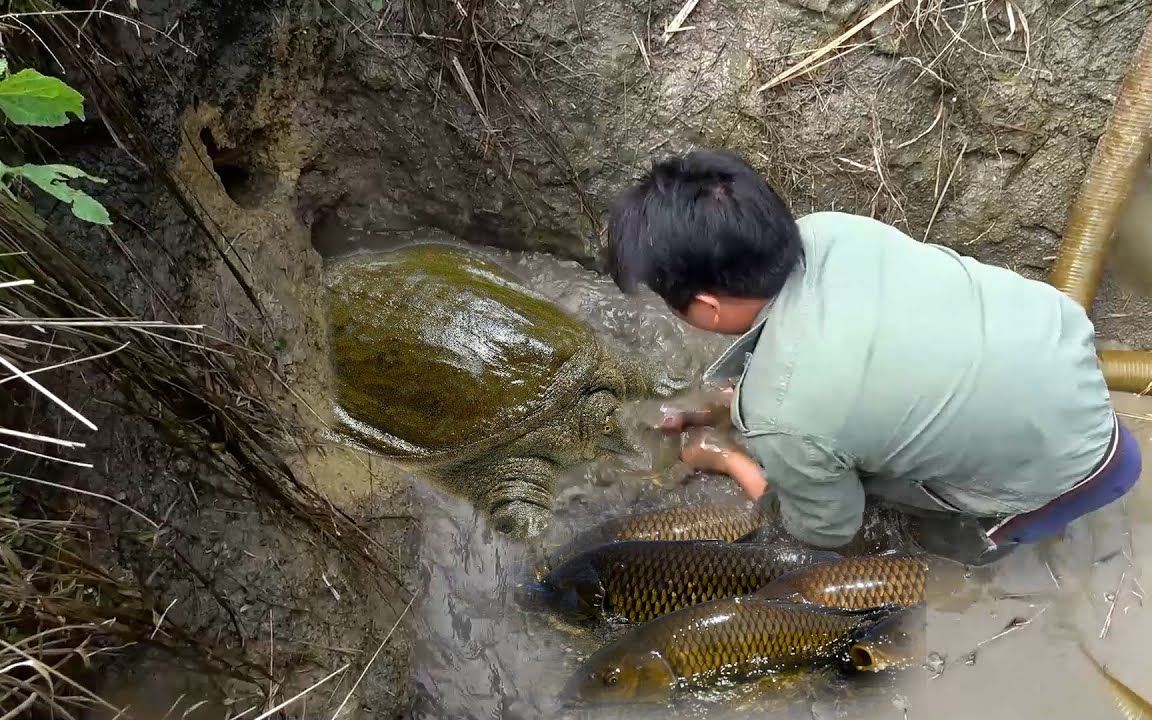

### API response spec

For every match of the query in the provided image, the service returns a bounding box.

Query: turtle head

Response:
[580,390,638,457]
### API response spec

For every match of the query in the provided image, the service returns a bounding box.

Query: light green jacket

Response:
[704,212,1114,548]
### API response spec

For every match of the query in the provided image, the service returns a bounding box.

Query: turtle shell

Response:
[327,244,594,455]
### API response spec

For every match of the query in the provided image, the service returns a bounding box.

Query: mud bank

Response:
[7,0,1151,716]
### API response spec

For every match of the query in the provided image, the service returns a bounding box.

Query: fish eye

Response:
[603,670,620,686]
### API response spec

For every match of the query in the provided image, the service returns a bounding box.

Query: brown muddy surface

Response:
[385,241,1152,720]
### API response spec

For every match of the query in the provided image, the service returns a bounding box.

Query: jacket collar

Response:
[701,302,774,386]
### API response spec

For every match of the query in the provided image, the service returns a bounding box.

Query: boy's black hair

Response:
[606,148,803,311]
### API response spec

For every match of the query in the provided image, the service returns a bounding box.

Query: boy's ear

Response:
[695,293,721,312]
[692,293,723,331]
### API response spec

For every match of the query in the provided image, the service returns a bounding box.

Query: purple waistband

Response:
[987,414,1142,547]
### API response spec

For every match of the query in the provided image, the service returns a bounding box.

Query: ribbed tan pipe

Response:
[1101,351,1152,395]
[1050,19,1152,311]
[1049,17,1152,394]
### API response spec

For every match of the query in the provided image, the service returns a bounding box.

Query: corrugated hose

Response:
[1048,17,1152,394]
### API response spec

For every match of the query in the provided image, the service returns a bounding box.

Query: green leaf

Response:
[0,68,85,127]
[369,0,384,10]
[2,163,111,225]
[0,58,8,79]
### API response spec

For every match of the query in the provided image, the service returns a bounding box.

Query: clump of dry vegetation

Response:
[0,6,407,715]
[0,193,275,716]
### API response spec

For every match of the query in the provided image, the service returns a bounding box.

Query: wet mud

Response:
[380,239,1152,720]
[391,241,903,719]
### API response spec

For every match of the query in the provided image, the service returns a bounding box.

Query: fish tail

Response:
[1079,641,1152,719]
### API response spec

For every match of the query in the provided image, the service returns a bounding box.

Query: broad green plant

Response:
[0,58,111,225]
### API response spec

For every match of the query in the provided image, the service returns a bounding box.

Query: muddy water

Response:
[325,238,1152,720]
[405,244,905,720]
[399,242,1152,720]
[920,391,1152,720]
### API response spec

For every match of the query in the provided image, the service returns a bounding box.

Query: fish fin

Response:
[808,549,845,564]
[734,527,772,544]
[1080,642,1152,720]
[751,579,804,602]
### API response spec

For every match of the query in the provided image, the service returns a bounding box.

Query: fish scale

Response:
[546,540,837,624]
[755,553,927,610]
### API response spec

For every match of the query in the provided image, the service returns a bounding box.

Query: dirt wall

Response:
[291,0,1152,347]
[10,2,417,717]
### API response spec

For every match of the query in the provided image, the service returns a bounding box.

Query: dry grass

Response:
[0,199,279,716]
[0,514,234,719]
[742,0,1045,235]
[4,8,409,595]
[757,0,904,92]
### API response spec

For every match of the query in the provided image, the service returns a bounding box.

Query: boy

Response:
[606,148,1142,565]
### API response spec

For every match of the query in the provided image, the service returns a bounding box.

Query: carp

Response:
[561,596,897,706]
[534,503,766,580]
[531,540,838,625]
[754,553,927,610]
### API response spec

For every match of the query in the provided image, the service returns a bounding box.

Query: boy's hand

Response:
[679,427,738,474]
[659,386,734,433]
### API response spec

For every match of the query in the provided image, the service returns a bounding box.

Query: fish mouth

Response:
[849,644,881,672]
[513,580,555,612]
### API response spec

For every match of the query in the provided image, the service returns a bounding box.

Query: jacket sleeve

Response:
[743,431,865,549]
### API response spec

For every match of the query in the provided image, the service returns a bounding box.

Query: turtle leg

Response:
[480,457,556,540]
[614,352,688,400]
[590,336,685,400]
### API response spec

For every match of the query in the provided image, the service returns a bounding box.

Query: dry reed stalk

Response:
[757,0,903,91]
[663,0,702,41]
[0,9,414,717]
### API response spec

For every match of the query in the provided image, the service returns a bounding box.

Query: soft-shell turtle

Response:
[326,244,663,538]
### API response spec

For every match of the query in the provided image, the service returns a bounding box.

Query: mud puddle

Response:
[403,242,916,720]
[332,237,1151,720]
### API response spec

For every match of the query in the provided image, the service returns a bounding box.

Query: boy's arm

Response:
[678,429,865,549]
[678,429,768,499]
[744,432,865,549]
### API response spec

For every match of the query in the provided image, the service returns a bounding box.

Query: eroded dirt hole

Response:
[199,127,276,209]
